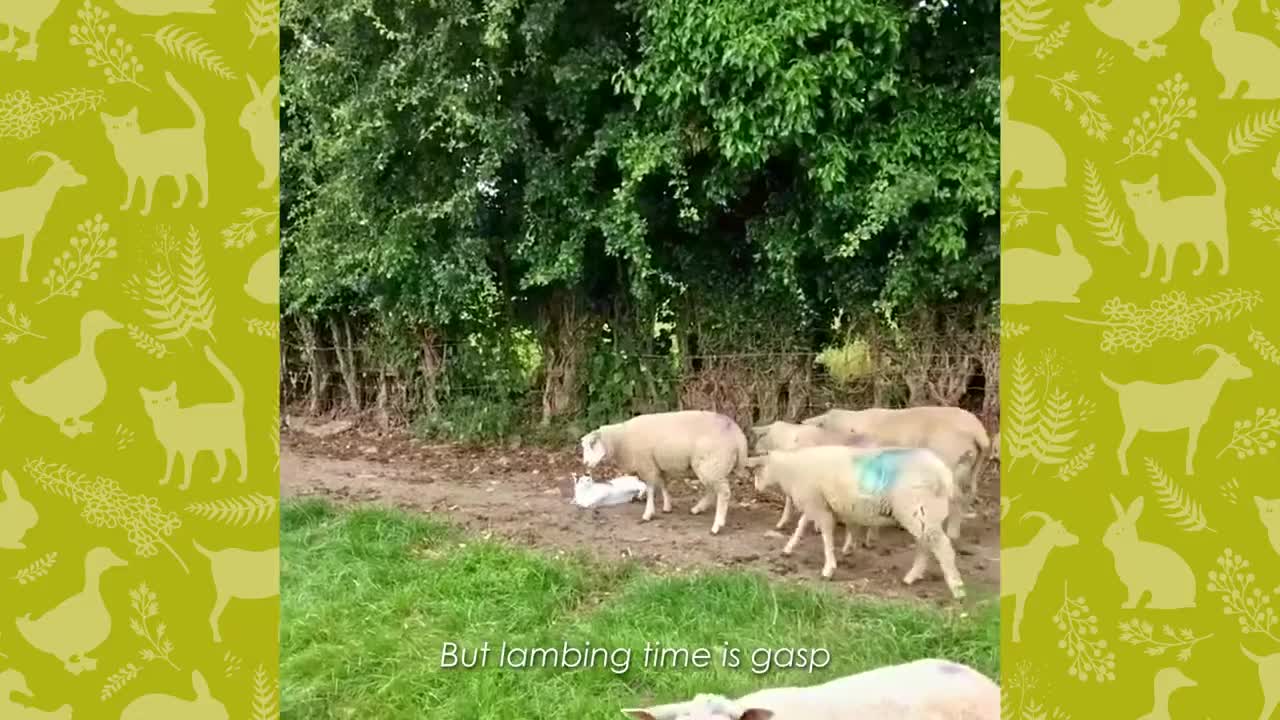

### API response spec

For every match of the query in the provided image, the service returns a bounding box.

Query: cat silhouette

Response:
[101,71,208,215]
[1122,138,1228,282]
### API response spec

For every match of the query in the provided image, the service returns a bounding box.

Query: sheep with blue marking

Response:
[745,445,965,598]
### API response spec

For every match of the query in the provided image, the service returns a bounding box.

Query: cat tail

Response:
[165,71,205,133]
[1185,138,1225,200]
[203,346,244,408]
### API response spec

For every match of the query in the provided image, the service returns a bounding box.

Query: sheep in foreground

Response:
[621,657,1000,720]
[802,406,991,541]
[580,410,748,535]
[747,445,965,598]
[750,420,879,550]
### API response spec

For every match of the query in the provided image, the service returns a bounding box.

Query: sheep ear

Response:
[1109,495,1124,517]
[740,710,775,720]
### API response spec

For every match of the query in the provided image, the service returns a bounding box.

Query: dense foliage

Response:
[280,0,1000,431]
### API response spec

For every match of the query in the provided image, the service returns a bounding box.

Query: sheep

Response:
[1101,343,1252,476]
[581,410,748,535]
[1002,511,1078,643]
[749,420,879,549]
[746,445,965,598]
[621,657,1000,720]
[0,152,88,284]
[801,406,991,543]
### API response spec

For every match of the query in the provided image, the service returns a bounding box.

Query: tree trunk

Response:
[420,328,443,413]
[299,315,329,416]
[329,316,361,411]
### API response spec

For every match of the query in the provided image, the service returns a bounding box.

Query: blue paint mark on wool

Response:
[853,449,914,494]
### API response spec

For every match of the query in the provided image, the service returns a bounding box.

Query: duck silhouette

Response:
[0,470,38,549]
[15,546,128,674]
[1085,0,1180,61]
[11,310,122,437]
[0,668,71,720]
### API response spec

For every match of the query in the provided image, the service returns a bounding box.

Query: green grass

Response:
[281,499,1000,719]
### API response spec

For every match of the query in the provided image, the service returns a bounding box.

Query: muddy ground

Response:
[280,419,1001,605]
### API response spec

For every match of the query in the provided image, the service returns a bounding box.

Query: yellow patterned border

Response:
[1001,0,1280,717]
[0,1,279,717]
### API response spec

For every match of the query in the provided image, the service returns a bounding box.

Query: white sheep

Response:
[802,406,992,542]
[621,657,1000,720]
[746,445,965,598]
[750,420,878,549]
[581,410,749,535]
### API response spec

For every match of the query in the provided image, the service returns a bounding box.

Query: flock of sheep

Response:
[576,407,1000,719]
[578,405,994,600]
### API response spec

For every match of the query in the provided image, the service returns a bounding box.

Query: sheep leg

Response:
[710,484,730,535]
[660,485,672,513]
[928,530,965,599]
[904,535,930,586]
[815,512,838,579]
[863,526,877,548]
[841,525,854,555]
[783,515,807,555]
[640,471,660,522]
[775,495,793,530]
[690,488,713,515]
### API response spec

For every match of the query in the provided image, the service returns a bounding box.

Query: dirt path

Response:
[280,426,1000,604]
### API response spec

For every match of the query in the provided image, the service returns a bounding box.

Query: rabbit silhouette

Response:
[1201,0,1280,99]
[239,74,279,189]
[1103,495,1196,610]
[1002,224,1091,304]
[119,670,228,720]
[1001,76,1067,190]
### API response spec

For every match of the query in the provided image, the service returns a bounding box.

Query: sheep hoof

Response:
[710,524,723,535]
[820,567,835,580]
[950,586,967,600]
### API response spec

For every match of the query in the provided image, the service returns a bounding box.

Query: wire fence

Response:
[280,338,1000,433]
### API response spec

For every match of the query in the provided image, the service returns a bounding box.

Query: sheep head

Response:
[580,430,608,469]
